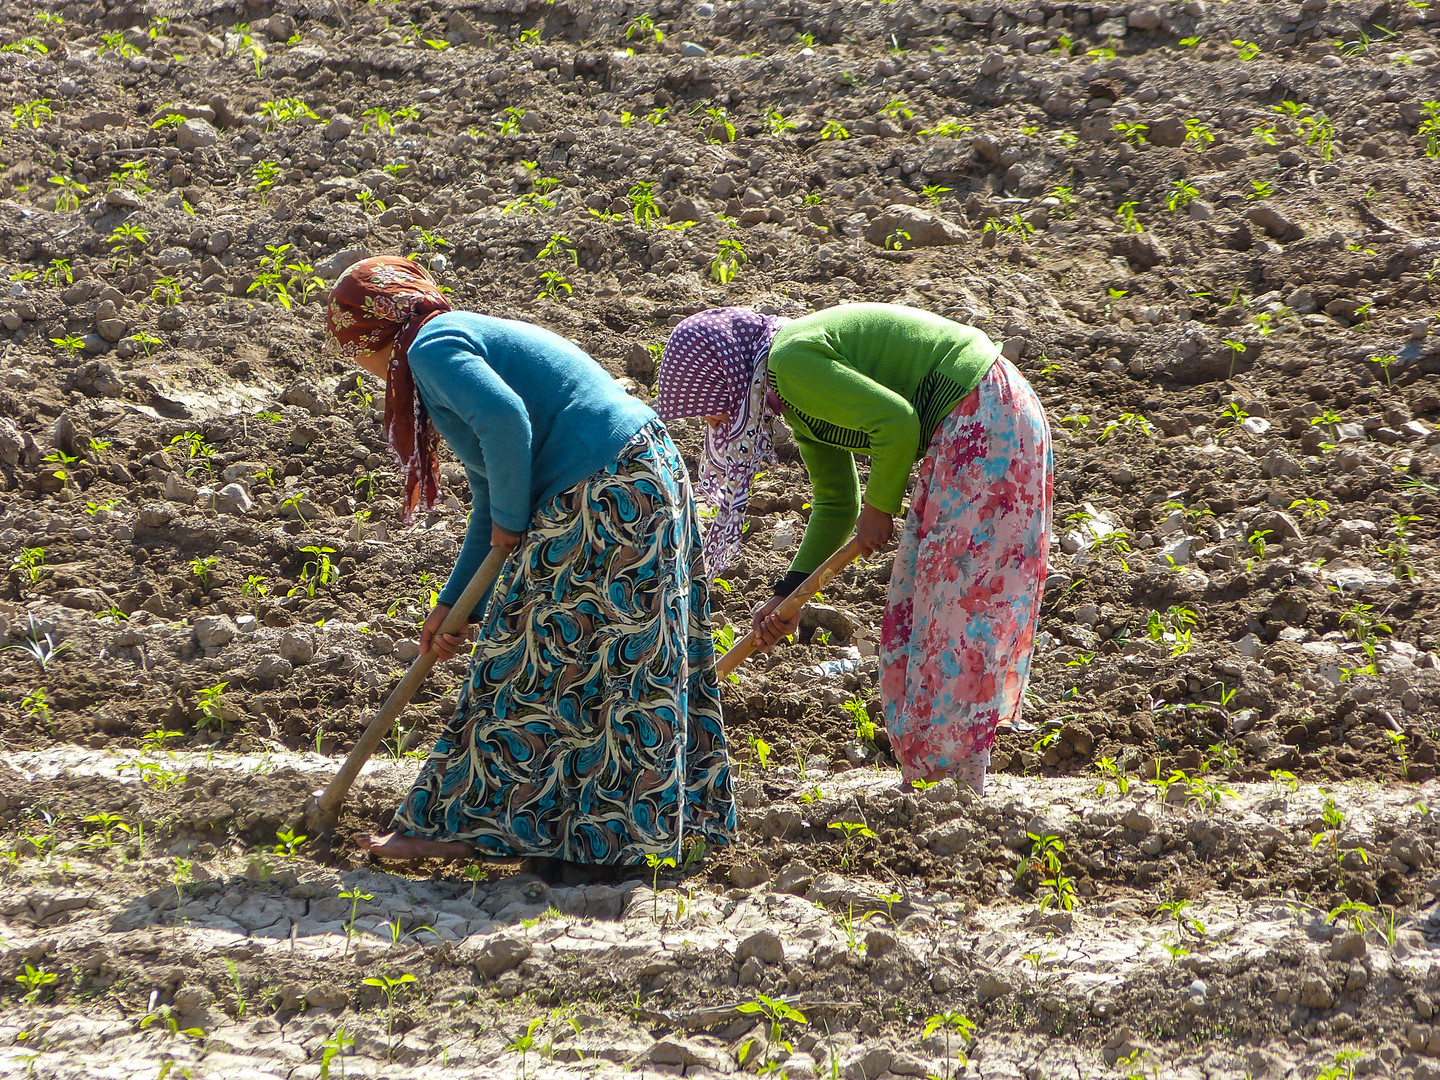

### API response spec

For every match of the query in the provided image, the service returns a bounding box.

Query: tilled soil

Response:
[2,0,1440,1076]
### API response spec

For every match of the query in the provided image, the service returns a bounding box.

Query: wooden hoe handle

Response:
[309,546,509,829]
[715,537,865,680]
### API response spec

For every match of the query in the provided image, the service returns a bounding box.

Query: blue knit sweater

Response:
[406,313,654,607]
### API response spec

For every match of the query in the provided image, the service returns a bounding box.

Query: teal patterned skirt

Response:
[392,421,737,864]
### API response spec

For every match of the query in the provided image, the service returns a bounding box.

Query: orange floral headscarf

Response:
[326,256,452,524]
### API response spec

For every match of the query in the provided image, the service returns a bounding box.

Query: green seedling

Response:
[83,811,133,848]
[11,98,53,130]
[22,688,53,733]
[537,270,572,301]
[1379,513,1420,580]
[819,119,850,140]
[702,106,737,144]
[919,120,972,137]
[223,959,248,1020]
[750,735,772,769]
[923,1011,975,1080]
[1183,118,1214,151]
[828,820,876,869]
[361,972,416,1058]
[170,856,193,919]
[737,994,808,1064]
[710,238,746,284]
[628,181,660,227]
[1231,38,1261,60]
[765,107,797,136]
[319,1025,353,1079]
[1419,102,1440,158]
[885,228,911,250]
[626,13,663,44]
[274,827,306,860]
[8,622,70,672]
[463,863,488,903]
[12,546,46,585]
[842,696,876,744]
[16,964,58,1005]
[108,223,149,270]
[537,234,577,265]
[1112,121,1148,147]
[48,175,88,212]
[1093,756,1130,796]
[645,853,677,919]
[1368,353,1398,388]
[1098,411,1155,443]
[1116,200,1143,233]
[127,331,162,357]
[290,545,338,598]
[258,97,316,130]
[339,888,373,955]
[506,1017,545,1079]
[1167,180,1200,212]
[188,556,217,589]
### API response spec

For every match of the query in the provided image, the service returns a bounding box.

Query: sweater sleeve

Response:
[437,466,494,611]
[790,431,860,576]
[772,341,920,516]
[408,340,534,534]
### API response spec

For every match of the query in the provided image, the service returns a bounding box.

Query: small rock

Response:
[1328,931,1366,962]
[1245,205,1302,241]
[315,246,371,280]
[105,188,144,210]
[1123,810,1156,833]
[1234,634,1262,658]
[680,41,707,56]
[864,205,967,248]
[800,603,860,643]
[729,858,769,888]
[176,118,219,150]
[394,638,421,662]
[215,482,253,515]
[254,655,293,688]
[305,983,350,1010]
[922,820,973,856]
[279,630,315,665]
[1147,117,1188,148]
[977,970,1017,1001]
[1261,449,1303,479]
[736,929,785,965]
[1127,6,1163,30]
[468,934,532,977]
[1249,510,1302,542]
[163,473,197,504]
[95,317,129,343]
[773,860,815,895]
[844,1045,893,1080]
[289,424,320,449]
[194,615,236,649]
[325,114,355,141]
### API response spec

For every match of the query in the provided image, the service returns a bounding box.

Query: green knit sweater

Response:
[767,303,1000,577]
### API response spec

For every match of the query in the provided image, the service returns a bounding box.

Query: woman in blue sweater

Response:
[327,258,735,876]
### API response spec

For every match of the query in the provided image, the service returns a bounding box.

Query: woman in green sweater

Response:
[655,304,1052,795]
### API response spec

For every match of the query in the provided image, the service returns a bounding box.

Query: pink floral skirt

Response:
[879,357,1053,792]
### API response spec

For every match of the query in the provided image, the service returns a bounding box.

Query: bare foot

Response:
[357,832,475,862]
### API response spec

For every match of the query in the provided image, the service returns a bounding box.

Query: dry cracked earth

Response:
[1,0,1439,1077]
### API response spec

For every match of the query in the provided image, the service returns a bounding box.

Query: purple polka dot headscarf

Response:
[655,307,788,578]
